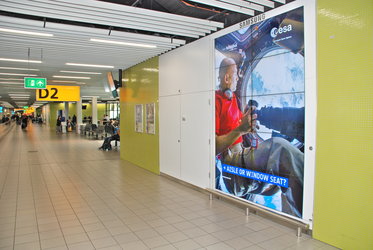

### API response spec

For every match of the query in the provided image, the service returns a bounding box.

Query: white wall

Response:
[159,37,214,188]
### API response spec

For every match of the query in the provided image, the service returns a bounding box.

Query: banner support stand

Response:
[206,188,309,237]
[245,208,250,216]
[297,227,302,237]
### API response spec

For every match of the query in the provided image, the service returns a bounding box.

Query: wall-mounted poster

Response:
[145,103,155,134]
[215,7,305,219]
[135,104,143,133]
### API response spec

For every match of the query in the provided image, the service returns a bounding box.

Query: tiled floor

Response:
[0,123,339,250]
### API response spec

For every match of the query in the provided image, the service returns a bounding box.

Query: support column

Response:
[64,102,69,121]
[92,97,98,125]
[59,102,69,133]
[76,100,83,134]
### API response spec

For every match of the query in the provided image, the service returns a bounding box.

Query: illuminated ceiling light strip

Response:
[0,81,24,84]
[53,75,91,79]
[0,67,40,71]
[110,30,186,45]
[51,80,77,83]
[90,38,157,48]
[186,0,254,16]
[65,63,114,68]
[8,94,30,96]
[0,73,38,76]
[0,58,42,63]
[0,27,54,37]
[0,78,24,80]
[60,70,101,74]
[3,86,24,89]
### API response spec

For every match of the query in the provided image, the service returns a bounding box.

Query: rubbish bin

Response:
[78,124,85,134]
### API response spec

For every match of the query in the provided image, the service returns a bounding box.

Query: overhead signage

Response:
[24,78,47,89]
[0,107,3,113]
[36,85,80,102]
[25,107,35,113]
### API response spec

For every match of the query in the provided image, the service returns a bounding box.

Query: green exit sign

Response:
[24,77,47,89]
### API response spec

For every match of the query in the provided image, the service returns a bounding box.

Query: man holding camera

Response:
[215,57,304,217]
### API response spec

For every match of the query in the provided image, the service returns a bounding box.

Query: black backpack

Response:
[102,140,112,151]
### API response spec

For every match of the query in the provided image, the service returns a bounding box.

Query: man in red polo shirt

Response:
[215,57,304,217]
[215,57,256,154]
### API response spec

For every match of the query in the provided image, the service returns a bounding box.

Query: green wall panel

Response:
[120,57,159,174]
[69,103,106,122]
[48,102,106,128]
[49,103,64,129]
[314,0,373,249]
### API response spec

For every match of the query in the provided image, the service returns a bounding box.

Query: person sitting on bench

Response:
[99,127,120,151]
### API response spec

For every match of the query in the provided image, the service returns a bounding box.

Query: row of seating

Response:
[81,124,105,139]
[80,124,120,147]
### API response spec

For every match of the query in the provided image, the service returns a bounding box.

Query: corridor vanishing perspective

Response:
[0,123,337,250]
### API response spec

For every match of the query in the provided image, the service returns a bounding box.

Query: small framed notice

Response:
[145,103,155,134]
[135,104,143,133]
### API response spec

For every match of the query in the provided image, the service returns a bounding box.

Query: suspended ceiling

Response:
[0,0,294,108]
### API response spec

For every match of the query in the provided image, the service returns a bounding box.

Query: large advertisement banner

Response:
[215,7,305,219]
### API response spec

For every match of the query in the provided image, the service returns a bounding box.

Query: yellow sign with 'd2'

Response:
[36,85,80,102]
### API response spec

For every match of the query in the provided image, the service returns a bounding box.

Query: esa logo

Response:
[270,24,292,38]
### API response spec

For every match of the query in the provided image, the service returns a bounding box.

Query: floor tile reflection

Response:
[0,124,338,249]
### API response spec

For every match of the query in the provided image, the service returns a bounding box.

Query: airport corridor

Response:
[0,123,337,250]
